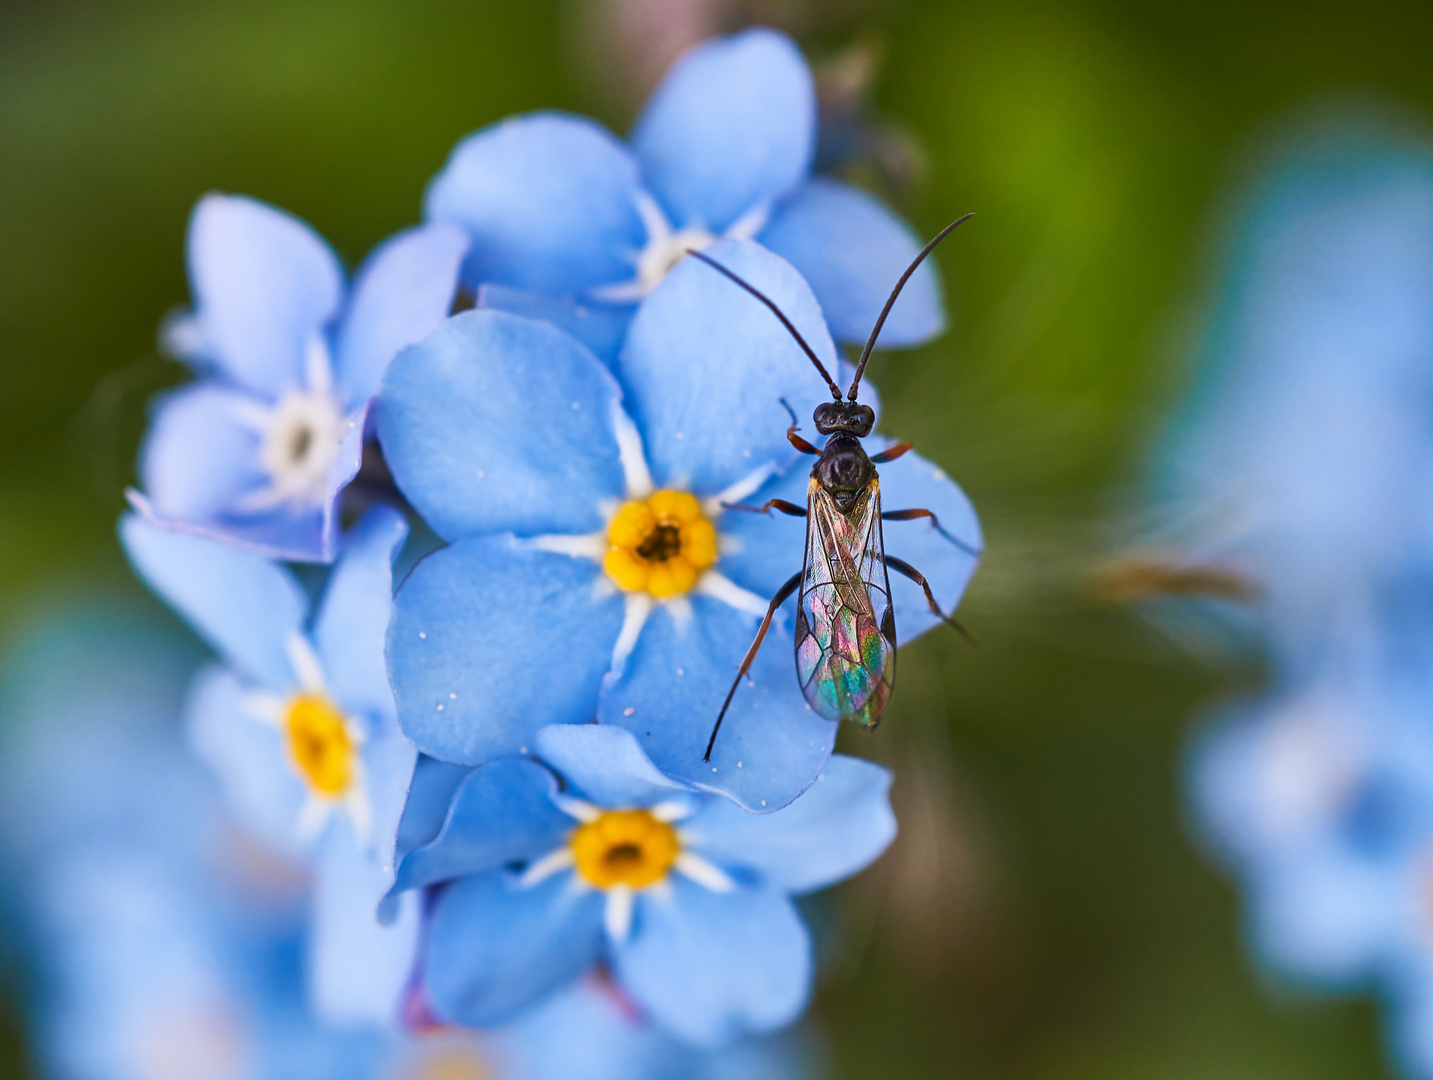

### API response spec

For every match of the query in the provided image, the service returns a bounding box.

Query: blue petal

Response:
[392,758,572,893]
[378,310,627,540]
[534,724,689,807]
[760,178,945,347]
[619,240,839,495]
[333,222,469,408]
[394,755,475,859]
[120,514,307,690]
[361,726,419,889]
[494,982,679,1080]
[477,284,633,370]
[314,506,409,726]
[631,29,814,234]
[137,382,266,522]
[389,536,624,764]
[184,664,306,852]
[425,112,646,294]
[425,871,604,1027]
[597,600,836,812]
[132,390,363,564]
[615,879,810,1047]
[185,194,344,397]
[310,819,421,1028]
[1247,846,1398,987]
[684,754,894,894]
[1388,964,1433,1080]
[711,463,811,600]
[865,438,982,643]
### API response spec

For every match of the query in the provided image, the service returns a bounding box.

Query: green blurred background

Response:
[3,0,1431,1076]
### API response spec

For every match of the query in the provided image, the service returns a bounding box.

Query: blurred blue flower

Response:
[120,505,424,1028]
[1169,118,1433,1080]
[0,607,394,1080]
[391,723,895,1046]
[0,611,806,1080]
[1187,607,1433,1079]
[378,240,979,811]
[1144,123,1433,657]
[475,977,817,1080]
[131,194,468,563]
[426,27,943,365]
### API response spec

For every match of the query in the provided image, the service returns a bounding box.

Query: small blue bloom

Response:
[0,607,401,1080]
[1142,123,1433,656]
[1168,117,1433,1080]
[0,611,812,1079]
[480,978,816,1080]
[378,240,979,810]
[394,723,895,1046]
[131,194,468,562]
[426,27,942,364]
[120,506,424,1028]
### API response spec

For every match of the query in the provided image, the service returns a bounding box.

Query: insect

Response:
[690,215,980,762]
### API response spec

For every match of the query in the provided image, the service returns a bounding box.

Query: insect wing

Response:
[794,477,896,726]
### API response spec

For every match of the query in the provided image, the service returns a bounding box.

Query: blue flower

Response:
[391,723,895,1046]
[480,978,816,1080]
[0,611,811,1079]
[130,194,468,563]
[120,506,424,1028]
[1187,644,1433,1080]
[0,607,401,1080]
[425,27,943,365]
[1167,118,1433,1080]
[1139,123,1433,655]
[378,240,980,810]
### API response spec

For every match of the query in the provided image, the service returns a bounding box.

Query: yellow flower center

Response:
[570,809,679,890]
[602,489,718,599]
[284,693,355,798]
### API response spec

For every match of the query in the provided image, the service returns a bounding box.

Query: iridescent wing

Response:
[794,477,896,726]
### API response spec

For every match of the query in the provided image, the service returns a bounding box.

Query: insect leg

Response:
[721,498,807,517]
[788,430,820,455]
[870,442,911,463]
[884,555,978,646]
[881,508,982,558]
[778,398,820,454]
[704,571,803,762]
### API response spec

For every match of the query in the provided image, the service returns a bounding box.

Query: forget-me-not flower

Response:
[426,27,944,366]
[131,194,467,562]
[0,613,810,1079]
[389,723,895,1047]
[378,240,980,811]
[1139,123,1433,657]
[1188,597,1433,1080]
[121,506,423,1028]
[1164,118,1433,1080]
[0,607,409,1080]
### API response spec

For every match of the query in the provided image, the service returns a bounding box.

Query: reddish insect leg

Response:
[721,498,807,517]
[882,508,981,558]
[704,571,803,762]
[870,441,911,463]
[884,555,977,646]
[787,428,820,455]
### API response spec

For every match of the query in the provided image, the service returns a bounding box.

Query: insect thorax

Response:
[813,434,874,512]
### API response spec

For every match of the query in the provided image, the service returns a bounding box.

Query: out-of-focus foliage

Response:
[4,0,1433,1077]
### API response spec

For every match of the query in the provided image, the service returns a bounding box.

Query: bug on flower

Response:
[692,216,978,761]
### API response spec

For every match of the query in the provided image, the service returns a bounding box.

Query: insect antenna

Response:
[847,213,975,401]
[686,249,843,401]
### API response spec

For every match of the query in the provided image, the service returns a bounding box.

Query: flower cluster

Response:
[28,26,981,1077]
[1135,122,1433,1078]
